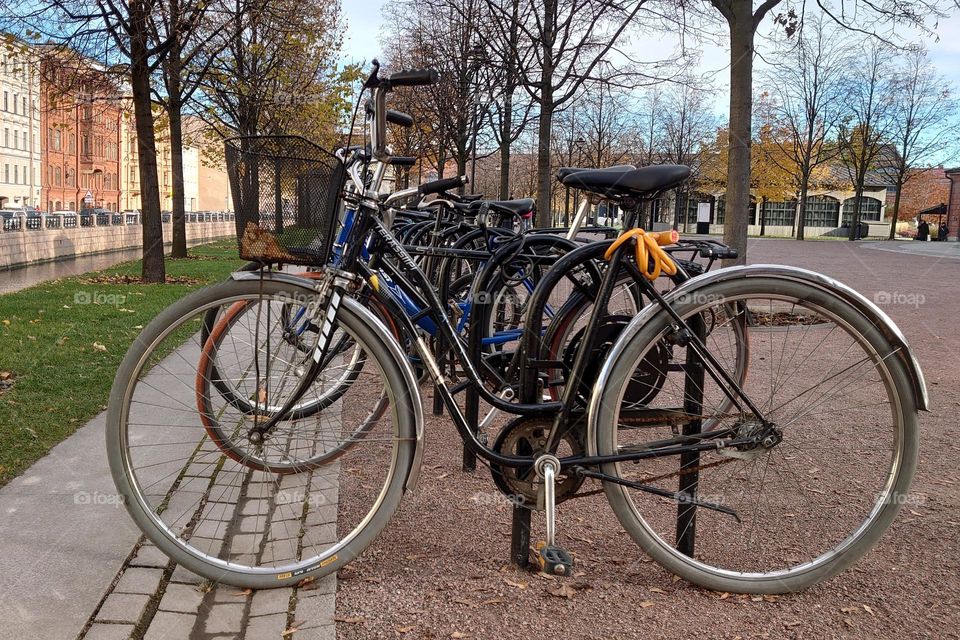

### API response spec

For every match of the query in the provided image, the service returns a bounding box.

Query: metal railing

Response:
[0,211,236,233]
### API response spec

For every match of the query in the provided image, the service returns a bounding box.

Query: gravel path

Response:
[334,239,960,640]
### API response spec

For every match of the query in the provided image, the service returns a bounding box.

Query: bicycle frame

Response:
[321,195,772,472]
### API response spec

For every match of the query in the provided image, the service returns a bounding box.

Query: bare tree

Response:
[886,46,956,239]
[837,42,894,240]
[659,79,716,230]
[150,0,223,258]
[488,0,662,226]
[762,15,847,240]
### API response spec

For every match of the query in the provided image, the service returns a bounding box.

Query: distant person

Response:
[938,223,948,241]
[918,220,929,241]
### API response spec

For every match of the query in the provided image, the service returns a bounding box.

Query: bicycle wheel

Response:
[107,279,418,588]
[593,275,918,593]
[196,296,385,470]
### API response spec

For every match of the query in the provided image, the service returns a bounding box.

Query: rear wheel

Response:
[594,276,918,593]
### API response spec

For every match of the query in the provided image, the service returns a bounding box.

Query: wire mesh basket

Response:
[225,135,347,266]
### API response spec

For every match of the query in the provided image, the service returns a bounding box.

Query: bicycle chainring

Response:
[490,416,585,510]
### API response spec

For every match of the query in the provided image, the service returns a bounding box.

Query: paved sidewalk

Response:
[0,340,337,640]
[860,238,960,260]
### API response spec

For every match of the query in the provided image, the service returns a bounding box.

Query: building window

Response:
[12,93,17,114]
[13,165,18,183]
[22,97,26,114]
[13,130,17,150]
[760,200,797,227]
[3,128,7,147]
[3,92,7,111]
[803,196,840,227]
[3,164,8,183]
[842,197,883,223]
[55,166,62,186]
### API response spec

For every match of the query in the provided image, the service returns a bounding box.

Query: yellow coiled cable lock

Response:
[603,228,679,281]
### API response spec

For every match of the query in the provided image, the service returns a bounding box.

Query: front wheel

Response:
[107,279,419,588]
[593,276,918,593]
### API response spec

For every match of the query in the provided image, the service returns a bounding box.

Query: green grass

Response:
[0,240,244,486]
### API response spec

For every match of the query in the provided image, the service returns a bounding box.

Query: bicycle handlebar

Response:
[418,175,468,196]
[388,68,440,87]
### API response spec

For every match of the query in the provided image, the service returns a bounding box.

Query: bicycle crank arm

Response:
[573,467,741,522]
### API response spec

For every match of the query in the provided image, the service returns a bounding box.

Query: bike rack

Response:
[463,237,709,569]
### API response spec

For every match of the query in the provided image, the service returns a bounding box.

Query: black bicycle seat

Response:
[555,165,635,182]
[560,165,690,198]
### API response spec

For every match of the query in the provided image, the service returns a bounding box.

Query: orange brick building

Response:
[39,54,121,212]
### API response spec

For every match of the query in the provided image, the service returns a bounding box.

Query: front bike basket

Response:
[225,135,346,267]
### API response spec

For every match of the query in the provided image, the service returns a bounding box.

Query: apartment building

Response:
[40,51,122,212]
[120,110,228,213]
[0,46,42,208]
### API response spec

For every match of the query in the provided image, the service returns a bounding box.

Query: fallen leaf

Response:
[503,578,528,589]
[297,576,315,588]
[638,600,655,608]
[783,621,801,628]
[281,621,303,636]
[648,587,665,594]
[396,626,415,634]
[863,604,875,616]
[92,342,107,352]
[232,588,253,596]
[450,632,468,639]
[547,584,577,599]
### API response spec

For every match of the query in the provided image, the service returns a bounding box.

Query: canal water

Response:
[0,248,144,295]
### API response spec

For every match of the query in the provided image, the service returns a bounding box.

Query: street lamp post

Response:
[468,44,485,192]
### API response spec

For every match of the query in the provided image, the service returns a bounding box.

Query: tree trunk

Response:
[759,196,766,236]
[499,91,513,200]
[796,175,809,241]
[722,1,754,265]
[499,0,520,201]
[848,185,864,240]
[535,93,554,227]
[534,0,556,227]
[168,92,188,258]
[888,179,904,240]
[130,5,165,283]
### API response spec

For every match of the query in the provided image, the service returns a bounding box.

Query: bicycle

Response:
[107,61,927,594]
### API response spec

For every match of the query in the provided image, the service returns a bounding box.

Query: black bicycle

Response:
[106,62,926,594]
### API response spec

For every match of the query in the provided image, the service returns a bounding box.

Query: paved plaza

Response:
[0,237,957,639]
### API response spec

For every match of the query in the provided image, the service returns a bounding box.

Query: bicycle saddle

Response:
[555,165,635,182]
[560,165,690,198]
[468,198,535,216]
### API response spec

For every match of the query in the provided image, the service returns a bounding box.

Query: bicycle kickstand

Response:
[534,455,574,576]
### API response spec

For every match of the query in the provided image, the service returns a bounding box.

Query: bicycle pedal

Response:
[535,541,574,576]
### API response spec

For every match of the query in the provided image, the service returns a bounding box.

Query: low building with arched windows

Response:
[657,165,895,238]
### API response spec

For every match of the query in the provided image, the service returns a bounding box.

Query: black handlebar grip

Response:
[386,109,414,127]
[418,175,467,196]
[388,68,439,87]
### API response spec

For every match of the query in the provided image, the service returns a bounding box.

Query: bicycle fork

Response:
[245,268,361,444]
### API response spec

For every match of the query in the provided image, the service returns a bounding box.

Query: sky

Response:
[341,1,960,162]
